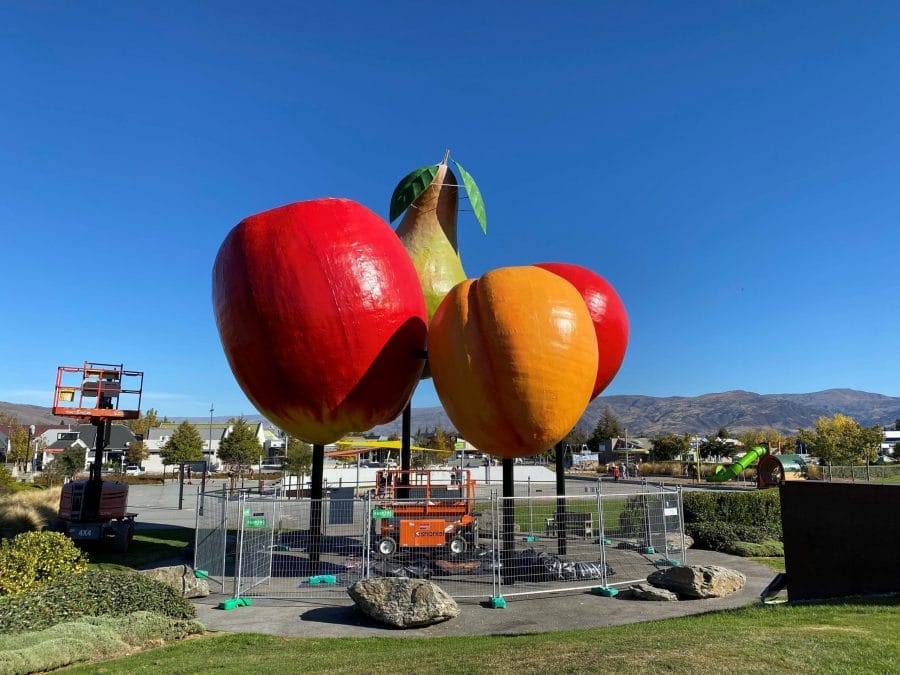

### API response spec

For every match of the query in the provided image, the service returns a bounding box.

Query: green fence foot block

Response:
[602,538,613,546]
[236,597,252,607]
[640,546,656,555]
[591,586,619,597]
[308,575,337,585]
[218,599,240,611]
[489,596,507,609]
[522,535,537,542]
[655,558,681,567]
[194,570,209,579]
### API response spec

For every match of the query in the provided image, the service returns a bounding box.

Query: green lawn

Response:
[87,528,194,571]
[63,598,899,674]
[749,557,786,573]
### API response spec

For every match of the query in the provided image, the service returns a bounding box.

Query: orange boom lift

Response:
[51,362,143,552]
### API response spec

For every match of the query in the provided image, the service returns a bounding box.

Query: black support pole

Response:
[309,443,325,574]
[400,402,411,498]
[555,440,567,555]
[178,463,185,510]
[502,458,515,583]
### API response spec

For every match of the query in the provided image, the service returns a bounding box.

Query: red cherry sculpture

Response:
[536,262,629,399]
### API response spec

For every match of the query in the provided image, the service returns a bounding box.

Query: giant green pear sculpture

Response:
[390,151,487,321]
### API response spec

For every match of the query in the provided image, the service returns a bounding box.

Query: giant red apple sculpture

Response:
[535,263,629,399]
[213,198,427,445]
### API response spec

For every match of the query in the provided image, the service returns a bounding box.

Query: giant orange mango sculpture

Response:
[428,266,598,459]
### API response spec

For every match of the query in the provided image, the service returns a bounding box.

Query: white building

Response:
[882,429,900,456]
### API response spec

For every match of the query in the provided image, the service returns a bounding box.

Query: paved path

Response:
[193,550,773,638]
[128,480,776,638]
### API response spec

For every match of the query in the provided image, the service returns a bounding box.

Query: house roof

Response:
[76,423,136,450]
[147,425,230,442]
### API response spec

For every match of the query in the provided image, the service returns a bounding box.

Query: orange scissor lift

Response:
[51,362,143,552]
[371,469,478,558]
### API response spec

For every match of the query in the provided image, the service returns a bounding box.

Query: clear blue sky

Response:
[3,2,899,419]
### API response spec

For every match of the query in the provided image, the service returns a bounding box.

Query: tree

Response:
[427,426,454,453]
[894,442,900,456]
[808,414,880,465]
[160,421,204,475]
[7,427,30,471]
[218,418,262,479]
[589,408,622,452]
[651,433,690,461]
[125,439,148,466]
[55,444,87,480]
[283,436,312,499]
[738,428,782,452]
[895,419,900,432]
[127,408,160,439]
[715,426,728,440]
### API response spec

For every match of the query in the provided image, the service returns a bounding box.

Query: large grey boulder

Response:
[139,564,210,598]
[647,565,746,599]
[348,577,460,628]
[666,533,694,551]
[630,583,679,601]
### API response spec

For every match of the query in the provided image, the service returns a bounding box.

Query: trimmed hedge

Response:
[683,489,782,554]
[0,569,196,634]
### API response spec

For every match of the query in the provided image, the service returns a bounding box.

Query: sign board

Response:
[371,508,394,519]
[244,516,267,529]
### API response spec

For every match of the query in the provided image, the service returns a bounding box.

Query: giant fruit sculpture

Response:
[390,151,487,321]
[212,198,427,445]
[535,262,629,399]
[428,266,598,459]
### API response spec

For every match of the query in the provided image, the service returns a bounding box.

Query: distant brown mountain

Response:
[5,388,899,436]
[369,388,900,437]
[0,401,73,427]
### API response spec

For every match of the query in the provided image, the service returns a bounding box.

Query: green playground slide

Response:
[706,445,768,482]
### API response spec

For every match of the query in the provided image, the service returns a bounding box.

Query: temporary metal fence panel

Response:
[234,496,370,599]
[599,486,686,589]
[193,487,228,591]
[202,483,685,602]
[493,493,609,599]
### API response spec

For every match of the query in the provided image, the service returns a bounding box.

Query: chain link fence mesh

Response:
[195,481,685,602]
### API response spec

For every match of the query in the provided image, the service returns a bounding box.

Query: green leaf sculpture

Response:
[389,165,439,223]
[454,160,487,234]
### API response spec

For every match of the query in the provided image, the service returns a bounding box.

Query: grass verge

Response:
[63,598,899,674]
[87,528,194,570]
[749,556,786,573]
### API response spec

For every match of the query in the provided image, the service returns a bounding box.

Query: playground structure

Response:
[706,443,809,488]
[706,444,769,483]
[756,453,808,488]
[51,362,143,552]
[370,468,477,557]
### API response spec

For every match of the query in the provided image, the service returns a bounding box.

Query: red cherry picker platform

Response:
[51,362,143,552]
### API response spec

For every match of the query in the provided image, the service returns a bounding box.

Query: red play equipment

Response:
[51,362,143,552]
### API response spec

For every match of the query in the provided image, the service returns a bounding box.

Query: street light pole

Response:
[208,403,214,461]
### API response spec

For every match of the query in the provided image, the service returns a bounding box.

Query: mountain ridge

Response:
[4,388,898,437]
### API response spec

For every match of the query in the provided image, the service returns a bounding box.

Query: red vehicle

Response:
[371,469,477,557]
[51,363,143,552]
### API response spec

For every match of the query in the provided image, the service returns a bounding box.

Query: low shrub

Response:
[0,569,196,634]
[0,530,87,596]
[726,539,784,557]
[682,489,781,536]
[0,611,203,673]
